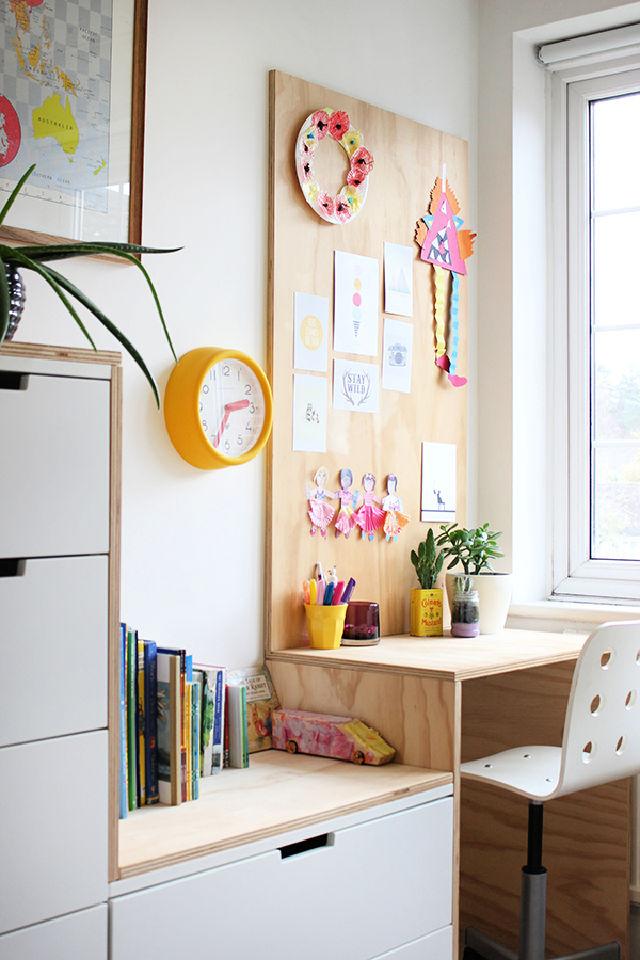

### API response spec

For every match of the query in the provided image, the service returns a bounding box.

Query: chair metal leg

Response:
[555,944,621,960]
[464,927,517,960]
[519,802,547,960]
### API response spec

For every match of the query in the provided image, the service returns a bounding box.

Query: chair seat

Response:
[461,745,562,800]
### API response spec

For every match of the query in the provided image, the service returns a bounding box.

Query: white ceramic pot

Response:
[445,572,513,635]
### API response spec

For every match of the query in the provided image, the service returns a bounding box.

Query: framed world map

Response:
[0,0,146,244]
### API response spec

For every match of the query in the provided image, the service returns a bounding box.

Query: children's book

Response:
[158,647,187,802]
[137,638,146,806]
[191,680,200,800]
[185,682,193,801]
[126,627,137,811]
[144,640,159,805]
[157,651,182,806]
[119,624,128,819]
[226,665,278,753]
[194,665,225,775]
[227,684,249,769]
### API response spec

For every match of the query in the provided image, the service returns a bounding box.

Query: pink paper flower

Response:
[335,197,352,222]
[347,167,367,189]
[311,110,330,139]
[350,146,373,176]
[329,111,350,140]
[318,193,335,217]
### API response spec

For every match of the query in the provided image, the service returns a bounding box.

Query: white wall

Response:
[14,0,479,666]
[477,0,640,601]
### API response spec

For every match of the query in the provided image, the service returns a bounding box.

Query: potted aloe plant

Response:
[410,528,446,637]
[436,523,511,635]
[0,165,180,405]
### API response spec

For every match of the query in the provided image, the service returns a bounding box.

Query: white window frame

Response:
[548,52,640,602]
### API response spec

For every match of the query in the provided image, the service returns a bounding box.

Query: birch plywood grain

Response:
[267,71,469,652]
[460,666,630,958]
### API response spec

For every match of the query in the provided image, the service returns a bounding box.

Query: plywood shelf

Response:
[117,750,451,879]
[267,628,589,681]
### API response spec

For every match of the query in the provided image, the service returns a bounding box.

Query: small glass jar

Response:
[451,577,480,638]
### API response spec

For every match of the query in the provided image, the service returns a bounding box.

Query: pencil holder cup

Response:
[305,603,348,650]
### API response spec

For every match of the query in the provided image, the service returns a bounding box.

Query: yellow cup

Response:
[305,603,348,650]
[410,588,444,637]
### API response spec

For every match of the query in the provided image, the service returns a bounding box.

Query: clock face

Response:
[199,357,266,457]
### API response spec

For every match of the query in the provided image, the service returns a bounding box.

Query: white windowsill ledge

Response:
[509,599,640,629]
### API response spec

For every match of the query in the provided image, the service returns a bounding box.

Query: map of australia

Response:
[0,0,112,211]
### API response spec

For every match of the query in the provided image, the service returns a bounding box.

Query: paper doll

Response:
[354,472,385,542]
[333,467,358,539]
[414,166,476,388]
[381,474,410,543]
[307,466,335,539]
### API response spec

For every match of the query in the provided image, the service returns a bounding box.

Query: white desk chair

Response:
[461,621,640,960]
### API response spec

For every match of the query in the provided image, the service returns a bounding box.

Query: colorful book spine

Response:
[119,623,128,819]
[158,648,188,803]
[157,651,181,806]
[137,638,146,806]
[191,680,200,800]
[126,627,137,811]
[212,668,225,774]
[241,685,249,769]
[144,640,159,804]
[185,656,192,801]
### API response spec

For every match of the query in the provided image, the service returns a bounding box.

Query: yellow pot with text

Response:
[410,588,444,638]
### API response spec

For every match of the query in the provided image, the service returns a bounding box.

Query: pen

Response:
[316,561,324,583]
[316,578,325,605]
[341,577,356,605]
[302,579,310,605]
[309,578,318,605]
[332,580,345,605]
[323,581,335,605]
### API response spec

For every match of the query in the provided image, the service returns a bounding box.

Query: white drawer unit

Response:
[0,555,108,746]
[0,731,109,933]
[0,369,110,558]
[111,798,453,960]
[0,904,108,960]
[372,926,453,959]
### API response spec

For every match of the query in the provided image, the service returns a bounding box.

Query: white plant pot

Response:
[445,572,513,635]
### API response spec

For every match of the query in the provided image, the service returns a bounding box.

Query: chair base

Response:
[463,927,621,960]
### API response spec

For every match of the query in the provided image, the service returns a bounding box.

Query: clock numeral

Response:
[210,368,216,381]
[237,434,243,445]
[222,364,230,377]
[199,402,203,412]
[202,384,209,395]
[245,421,252,432]
[244,384,252,396]
[249,403,256,414]
[224,440,231,452]
[202,420,208,431]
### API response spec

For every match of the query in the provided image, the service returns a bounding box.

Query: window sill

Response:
[509,599,640,629]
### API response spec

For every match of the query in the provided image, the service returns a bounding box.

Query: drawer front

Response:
[371,926,453,959]
[111,798,453,960]
[0,732,108,933]
[0,556,108,746]
[0,373,110,558]
[0,904,107,960]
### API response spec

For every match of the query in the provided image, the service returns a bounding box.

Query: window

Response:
[548,45,640,601]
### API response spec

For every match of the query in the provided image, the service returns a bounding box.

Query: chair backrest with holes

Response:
[557,621,640,797]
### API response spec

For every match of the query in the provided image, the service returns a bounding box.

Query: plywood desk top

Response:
[267,628,589,681]
[118,751,452,878]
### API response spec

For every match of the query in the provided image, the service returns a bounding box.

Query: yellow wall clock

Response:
[164,347,273,469]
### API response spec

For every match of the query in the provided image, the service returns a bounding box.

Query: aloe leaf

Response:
[16,241,183,260]
[0,257,10,342]
[7,251,96,349]
[44,266,160,406]
[0,164,35,226]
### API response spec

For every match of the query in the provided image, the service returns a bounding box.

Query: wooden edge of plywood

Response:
[264,69,277,659]
[266,645,584,682]
[118,757,452,878]
[108,365,123,882]
[0,341,122,365]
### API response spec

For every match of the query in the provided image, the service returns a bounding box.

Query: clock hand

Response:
[212,410,230,449]
[224,399,251,413]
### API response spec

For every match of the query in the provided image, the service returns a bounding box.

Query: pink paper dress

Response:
[354,490,385,541]
[308,490,335,538]
[334,489,357,538]
[382,493,409,542]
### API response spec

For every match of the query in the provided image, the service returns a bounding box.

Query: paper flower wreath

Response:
[295,109,373,225]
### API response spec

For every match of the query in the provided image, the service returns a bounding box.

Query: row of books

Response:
[119,624,278,817]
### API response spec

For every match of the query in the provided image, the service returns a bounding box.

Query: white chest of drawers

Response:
[0,343,121,950]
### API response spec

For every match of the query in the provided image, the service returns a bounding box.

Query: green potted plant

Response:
[0,165,180,405]
[410,528,445,637]
[436,522,511,634]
